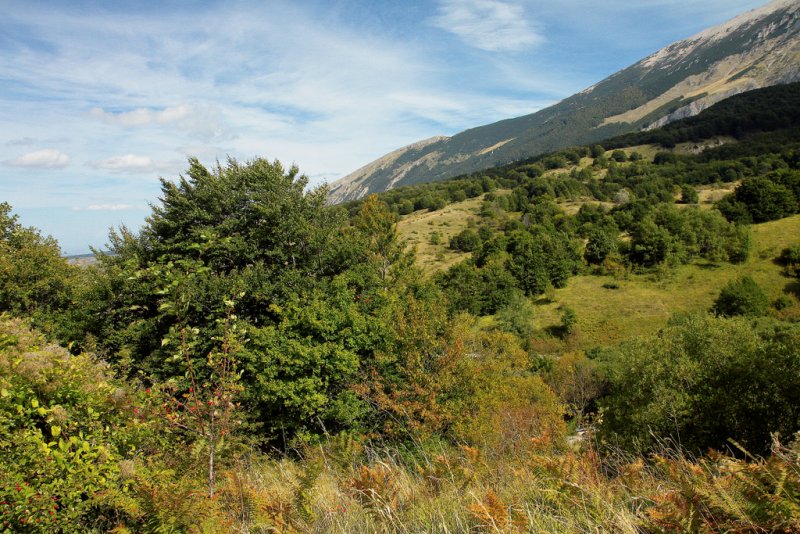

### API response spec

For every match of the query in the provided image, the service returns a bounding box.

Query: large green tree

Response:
[0,203,75,318]
[67,158,414,445]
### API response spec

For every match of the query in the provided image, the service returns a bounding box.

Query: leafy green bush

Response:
[730,176,799,223]
[449,228,480,252]
[0,316,134,530]
[779,244,800,277]
[680,185,699,204]
[599,314,800,456]
[712,275,769,317]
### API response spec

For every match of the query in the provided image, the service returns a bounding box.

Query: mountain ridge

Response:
[328,0,800,204]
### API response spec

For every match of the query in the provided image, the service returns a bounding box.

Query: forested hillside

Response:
[1,83,800,531]
[328,1,800,202]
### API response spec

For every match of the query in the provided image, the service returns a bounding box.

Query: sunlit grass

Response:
[530,214,800,349]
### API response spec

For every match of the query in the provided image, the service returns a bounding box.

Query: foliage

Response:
[642,439,800,532]
[495,292,536,342]
[599,314,800,456]
[779,244,800,277]
[712,275,769,317]
[448,228,480,252]
[507,228,580,296]
[59,160,420,447]
[728,176,799,223]
[0,316,133,531]
[583,225,619,265]
[680,185,699,204]
[0,203,75,319]
[546,351,605,423]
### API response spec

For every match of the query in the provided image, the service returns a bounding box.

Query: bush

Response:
[779,244,800,277]
[733,177,798,222]
[712,276,769,317]
[774,294,794,310]
[449,228,480,252]
[495,292,536,343]
[680,185,699,204]
[0,317,133,530]
[599,314,800,455]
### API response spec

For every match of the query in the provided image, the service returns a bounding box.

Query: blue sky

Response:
[0,0,769,254]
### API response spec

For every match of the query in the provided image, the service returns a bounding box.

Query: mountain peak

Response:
[329,1,800,204]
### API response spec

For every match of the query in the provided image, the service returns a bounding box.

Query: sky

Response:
[0,0,770,254]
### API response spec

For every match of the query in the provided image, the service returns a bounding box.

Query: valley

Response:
[2,3,800,532]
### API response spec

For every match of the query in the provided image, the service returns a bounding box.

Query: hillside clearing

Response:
[530,214,800,349]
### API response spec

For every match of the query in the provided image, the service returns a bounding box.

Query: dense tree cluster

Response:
[600,314,800,456]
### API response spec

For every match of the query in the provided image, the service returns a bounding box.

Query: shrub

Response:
[495,293,536,342]
[712,276,769,317]
[779,244,800,277]
[0,316,133,530]
[773,294,794,310]
[680,185,699,204]
[733,177,798,222]
[449,228,480,252]
[599,314,800,456]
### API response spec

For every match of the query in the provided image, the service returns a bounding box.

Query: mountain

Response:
[328,0,800,204]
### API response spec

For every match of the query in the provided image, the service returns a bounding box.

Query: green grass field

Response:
[532,214,800,349]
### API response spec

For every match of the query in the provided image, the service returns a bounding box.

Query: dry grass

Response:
[212,434,800,533]
[397,195,489,275]
[215,439,646,533]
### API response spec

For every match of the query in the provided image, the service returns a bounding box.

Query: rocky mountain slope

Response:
[328,0,800,204]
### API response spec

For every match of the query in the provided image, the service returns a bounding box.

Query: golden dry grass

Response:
[397,194,489,275]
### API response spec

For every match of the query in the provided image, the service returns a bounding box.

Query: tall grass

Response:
[178,431,799,533]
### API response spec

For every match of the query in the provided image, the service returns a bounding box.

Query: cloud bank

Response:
[5,149,70,169]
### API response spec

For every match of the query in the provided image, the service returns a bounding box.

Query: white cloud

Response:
[89,105,232,141]
[88,154,156,173]
[72,204,139,212]
[430,0,543,52]
[5,149,70,169]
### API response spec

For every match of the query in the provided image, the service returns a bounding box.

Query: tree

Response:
[495,292,536,342]
[354,195,407,284]
[712,276,769,317]
[680,185,699,204]
[732,177,798,223]
[599,314,800,456]
[584,226,619,265]
[629,218,677,266]
[397,199,414,215]
[507,229,579,296]
[547,351,604,423]
[449,228,480,252]
[0,202,74,317]
[64,159,405,447]
[778,245,800,277]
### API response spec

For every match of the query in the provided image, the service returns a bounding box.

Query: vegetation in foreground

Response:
[1,84,800,531]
